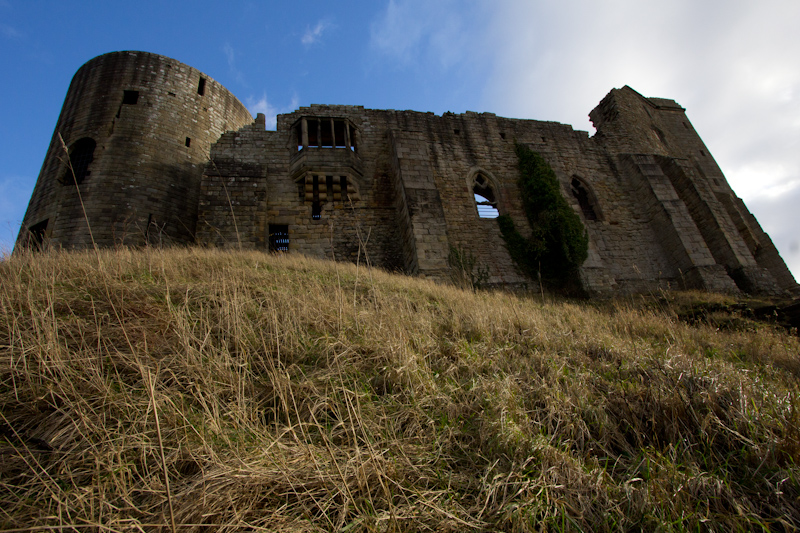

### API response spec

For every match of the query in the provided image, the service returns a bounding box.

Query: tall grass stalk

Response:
[1,247,798,531]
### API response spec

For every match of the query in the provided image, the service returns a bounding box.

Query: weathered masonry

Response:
[18,51,799,297]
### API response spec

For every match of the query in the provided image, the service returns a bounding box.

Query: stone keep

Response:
[19,51,798,297]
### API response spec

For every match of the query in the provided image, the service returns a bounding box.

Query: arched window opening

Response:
[570,177,599,221]
[62,138,96,185]
[473,174,499,218]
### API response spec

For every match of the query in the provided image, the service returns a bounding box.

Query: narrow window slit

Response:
[312,175,321,219]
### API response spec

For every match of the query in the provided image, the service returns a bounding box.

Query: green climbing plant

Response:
[498,143,588,290]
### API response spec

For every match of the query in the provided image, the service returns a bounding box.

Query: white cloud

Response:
[245,93,299,130]
[222,43,246,85]
[364,0,800,279]
[368,0,481,70]
[475,0,800,281]
[302,20,330,46]
[746,184,800,282]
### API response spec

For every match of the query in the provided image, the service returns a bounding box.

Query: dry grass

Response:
[1,246,799,531]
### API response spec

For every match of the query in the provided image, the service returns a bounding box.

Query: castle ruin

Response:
[18,51,799,296]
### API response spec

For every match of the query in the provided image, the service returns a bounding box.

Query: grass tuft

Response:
[1,247,798,530]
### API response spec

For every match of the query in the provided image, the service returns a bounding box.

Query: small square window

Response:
[123,90,139,105]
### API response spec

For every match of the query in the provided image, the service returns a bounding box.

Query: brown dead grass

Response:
[1,246,799,531]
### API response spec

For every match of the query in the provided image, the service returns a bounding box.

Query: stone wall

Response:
[197,89,798,296]
[18,51,798,297]
[591,86,794,295]
[18,51,253,248]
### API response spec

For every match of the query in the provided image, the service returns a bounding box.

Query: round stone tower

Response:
[18,51,253,248]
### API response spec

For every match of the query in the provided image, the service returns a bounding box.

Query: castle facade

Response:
[18,51,798,296]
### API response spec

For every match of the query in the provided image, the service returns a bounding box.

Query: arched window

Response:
[472,173,499,218]
[62,137,96,185]
[570,177,600,221]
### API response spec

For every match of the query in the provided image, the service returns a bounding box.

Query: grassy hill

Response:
[1,247,798,531]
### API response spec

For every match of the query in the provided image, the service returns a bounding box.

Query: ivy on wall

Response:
[498,143,588,290]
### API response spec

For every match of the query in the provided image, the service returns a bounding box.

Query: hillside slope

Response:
[1,248,799,531]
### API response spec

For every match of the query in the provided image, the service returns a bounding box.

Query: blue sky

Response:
[2,0,799,281]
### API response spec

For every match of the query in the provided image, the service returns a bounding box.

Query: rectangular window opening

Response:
[334,120,346,148]
[312,202,321,220]
[349,125,356,151]
[185,137,191,147]
[321,120,334,148]
[295,122,303,151]
[269,224,289,252]
[308,119,319,147]
[197,77,206,96]
[123,90,139,105]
